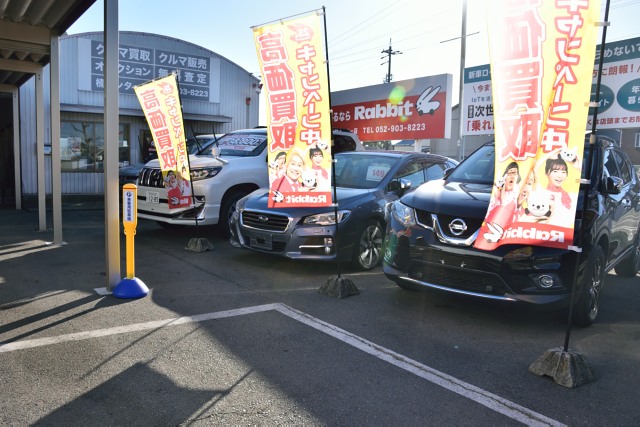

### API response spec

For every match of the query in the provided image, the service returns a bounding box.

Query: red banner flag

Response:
[475,0,601,250]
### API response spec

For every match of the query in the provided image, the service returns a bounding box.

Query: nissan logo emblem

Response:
[448,218,467,236]
[257,215,269,223]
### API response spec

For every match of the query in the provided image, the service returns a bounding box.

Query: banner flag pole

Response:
[319,5,360,299]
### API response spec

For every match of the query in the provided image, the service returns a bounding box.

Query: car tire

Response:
[218,191,247,239]
[572,245,605,327]
[614,232,640,278]
[352,219,384,271]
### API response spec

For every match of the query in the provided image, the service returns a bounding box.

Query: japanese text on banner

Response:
[253,11,333,208]
[134,74,192,210]
[476,0,601,251]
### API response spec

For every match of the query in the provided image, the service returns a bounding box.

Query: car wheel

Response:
[572,245,605,327]
[218,191,247,239]
[614,232,640,278]
[352,219,384,270]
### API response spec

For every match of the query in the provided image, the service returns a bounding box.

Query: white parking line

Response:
[0,303,563,426]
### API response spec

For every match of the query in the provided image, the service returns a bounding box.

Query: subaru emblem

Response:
[258,215,269,223]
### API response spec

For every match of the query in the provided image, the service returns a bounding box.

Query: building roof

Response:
[0,0,96,87]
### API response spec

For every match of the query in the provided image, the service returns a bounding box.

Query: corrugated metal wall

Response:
[19,31,261,196]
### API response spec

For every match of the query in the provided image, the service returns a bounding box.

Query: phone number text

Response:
[361,123,427,133]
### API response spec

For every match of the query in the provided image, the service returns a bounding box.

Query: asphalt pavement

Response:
[1,198,639,426]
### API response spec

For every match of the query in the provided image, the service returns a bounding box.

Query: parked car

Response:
[383,134,640,326]
[229,151,458,270]
[118,134,223,187]
[135,128,365,236]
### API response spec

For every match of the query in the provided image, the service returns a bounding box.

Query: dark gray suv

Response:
[383,134,640,326]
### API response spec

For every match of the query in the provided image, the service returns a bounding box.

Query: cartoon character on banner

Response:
[308,145,331,191]
[483,162,520,243]
[532,146,579,228]
[270,148,305,195]
[269,151,287,180]
[165,169,191,208]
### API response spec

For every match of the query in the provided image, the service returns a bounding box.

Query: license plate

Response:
[146,191,159,204]
[250,233,273,250]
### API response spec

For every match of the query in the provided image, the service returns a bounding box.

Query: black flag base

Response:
[319,276,360,299]
[528,347,595,388]
[185,238,214,253]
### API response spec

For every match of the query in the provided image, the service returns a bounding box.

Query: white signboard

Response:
[463,37,640,136]
[462,64,494,136]
[588,36,640,129]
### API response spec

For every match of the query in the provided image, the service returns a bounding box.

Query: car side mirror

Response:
[390,178,412,194]
[399,178,412,191]
[604,176,623,194]
[388,180,400,192]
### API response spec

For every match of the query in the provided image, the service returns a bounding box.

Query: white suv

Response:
[135,127,364,236]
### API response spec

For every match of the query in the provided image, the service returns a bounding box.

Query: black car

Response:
[230,151,458,270]
[383,134,640,326]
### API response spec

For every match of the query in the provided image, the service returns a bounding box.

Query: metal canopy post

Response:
[35,69,46,231]
[12,88,21,210]
[50,33,63,245]
[104,0,120,291]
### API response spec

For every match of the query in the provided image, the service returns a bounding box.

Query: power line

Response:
[328,0,404,48]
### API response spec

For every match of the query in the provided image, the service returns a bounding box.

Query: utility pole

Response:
[440,0,474,160]
[381,38,402,83]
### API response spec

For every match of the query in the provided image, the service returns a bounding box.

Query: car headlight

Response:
[392,200,416,227]
[190,166,222,181]
[303,210,351,225]
[235,195,249,212]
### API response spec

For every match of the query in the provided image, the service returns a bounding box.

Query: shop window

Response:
[139,129,157,163]
[60,122,130,171]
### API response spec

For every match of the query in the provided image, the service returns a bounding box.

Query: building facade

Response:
[16,31,261,196]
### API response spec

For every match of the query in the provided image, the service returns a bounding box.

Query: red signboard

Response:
[330,74,452,142]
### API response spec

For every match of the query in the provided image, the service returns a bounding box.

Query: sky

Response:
[67,0,640,123]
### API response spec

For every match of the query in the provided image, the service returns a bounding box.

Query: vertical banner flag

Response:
[253,11,333,208]
[134,74,192,210]
[475,0,601,251]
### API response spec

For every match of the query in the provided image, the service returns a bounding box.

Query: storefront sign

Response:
[588,36,640,128]
[330,74,452,142]
[79,38,219,102]
[462,64,494,136]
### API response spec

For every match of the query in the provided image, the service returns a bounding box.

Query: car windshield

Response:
[200,132,267,157]
[449,144,496,184]
[186,136,218,155]
[450,142,596,186]
[334,154,399,189]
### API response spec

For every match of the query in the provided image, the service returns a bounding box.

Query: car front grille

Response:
[415,210,433,227]
[435,214,484,240]
[409,262,508,296]
[241,210,290,232]
[137,168,165,188]
[416,210,484,241]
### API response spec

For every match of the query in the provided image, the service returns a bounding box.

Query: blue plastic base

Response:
[113,277,149,299]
